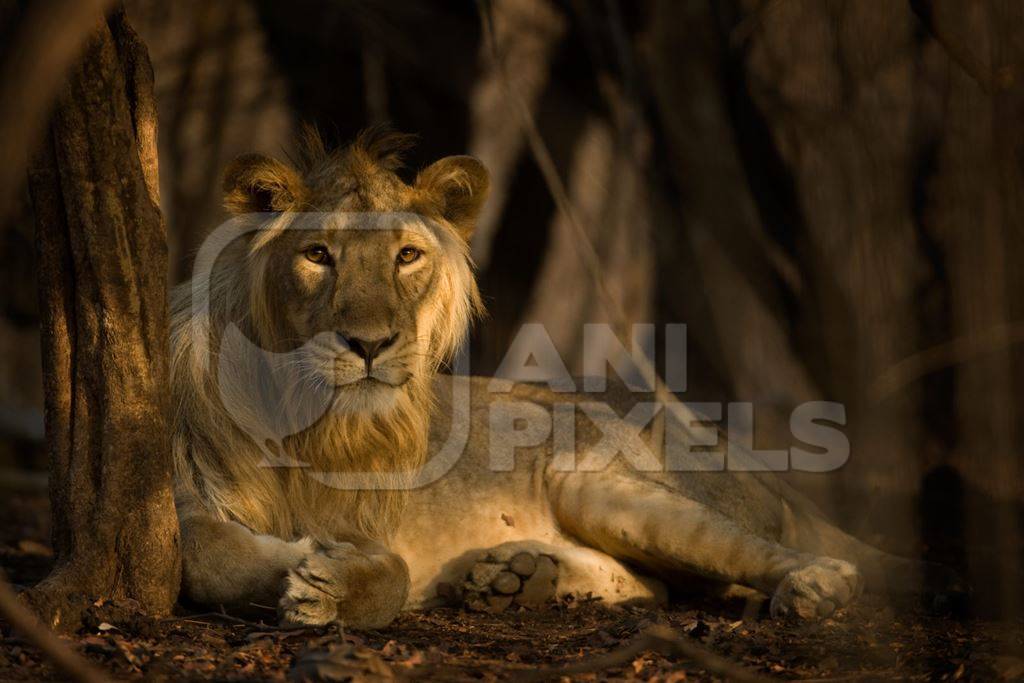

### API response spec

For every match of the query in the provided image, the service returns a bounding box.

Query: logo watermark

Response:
[189,211,850,490]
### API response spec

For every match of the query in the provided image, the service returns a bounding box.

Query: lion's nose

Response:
[338,333,398,372]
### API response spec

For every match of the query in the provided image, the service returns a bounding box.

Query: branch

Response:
[475,0,702,456]
[870,321,1024,401]
[524,625,772,682]
[0,581,111,683]
[908,0,997,94]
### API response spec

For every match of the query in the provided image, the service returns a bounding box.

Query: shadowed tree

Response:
[25,5,179,627]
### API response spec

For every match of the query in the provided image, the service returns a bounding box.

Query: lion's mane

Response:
[169,129,483,543]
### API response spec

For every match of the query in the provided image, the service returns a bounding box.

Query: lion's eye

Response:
[397,246,421,265]
[304,245,331,265]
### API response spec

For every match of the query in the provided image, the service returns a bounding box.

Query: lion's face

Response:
[264,213,458,412]
[222,129,487,416]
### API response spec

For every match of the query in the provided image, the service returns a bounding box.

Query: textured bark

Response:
[26,6,179,627]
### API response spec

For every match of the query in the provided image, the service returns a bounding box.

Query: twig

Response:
[475,0,678,409]
[160,611,298,630]
[870,321,1024,402]
[730,0,786,49]
[0,581,111,683]
[160,611,346,639]
[476,0,718,461]
[908,0,997,94]
[247,601,278,613]
[523,625,772,681]
[476,0,626,337]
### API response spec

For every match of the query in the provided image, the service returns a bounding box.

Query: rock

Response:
[515,555,557,606]
[491,571,521,595]
[508,552,537,577]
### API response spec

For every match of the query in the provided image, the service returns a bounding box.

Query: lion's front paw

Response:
[770,558,863,620]
[278,544,356,626]
[446,549,559,613]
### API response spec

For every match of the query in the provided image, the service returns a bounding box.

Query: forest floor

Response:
[2,492,1023,682]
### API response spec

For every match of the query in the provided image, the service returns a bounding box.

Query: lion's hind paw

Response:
[770,557,863,620]
[442,549,560,613]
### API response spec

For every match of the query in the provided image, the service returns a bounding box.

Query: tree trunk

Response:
[518,106,655,376]
[642,0,822,494]
[26,6,179,628]
[468,0,565,269]
[738,0,930,547]
[916,0,1024,622]
[126,0,294,282]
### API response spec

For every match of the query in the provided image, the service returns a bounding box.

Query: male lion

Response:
[171,129,943,629]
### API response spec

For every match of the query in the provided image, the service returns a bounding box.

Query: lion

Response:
[170,128,950,629]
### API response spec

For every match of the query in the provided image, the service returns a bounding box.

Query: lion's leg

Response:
[546,471,863,619]
[439,540,666,610]
[780,503,963,598]
[180,515,314,607]
[180,515,410,628]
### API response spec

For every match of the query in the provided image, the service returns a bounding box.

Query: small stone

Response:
[515,555,557,606]
[486,594,514,613]
[491,571,521,595]
[508,552,537,577]
[469,562,504,588]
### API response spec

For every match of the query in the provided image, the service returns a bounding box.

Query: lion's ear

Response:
[415,155,489,240]
[222,153,304,214]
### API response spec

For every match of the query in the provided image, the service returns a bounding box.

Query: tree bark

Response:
[26,6,179,628]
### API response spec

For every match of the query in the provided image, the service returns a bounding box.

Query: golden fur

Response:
[172,129,947,630]
[170,128,484,544]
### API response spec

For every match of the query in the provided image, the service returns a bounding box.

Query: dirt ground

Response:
[2,492,1023,681]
